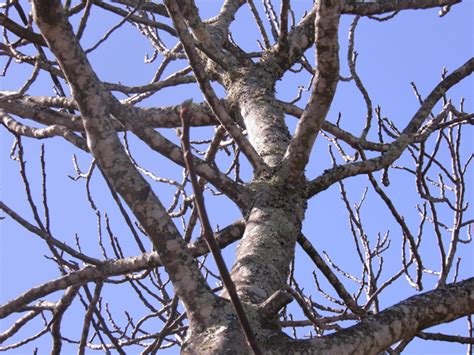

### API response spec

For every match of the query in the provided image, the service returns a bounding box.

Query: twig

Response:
[179,100,262,355]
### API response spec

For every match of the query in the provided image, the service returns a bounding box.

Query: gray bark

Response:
[0,0,472,354]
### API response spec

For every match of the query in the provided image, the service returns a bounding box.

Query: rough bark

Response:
[0,0,472,353]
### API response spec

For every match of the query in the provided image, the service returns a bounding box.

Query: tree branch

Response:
[31,0,215,320]
[308,57,474,197]
[260,0,460,79]
[278,100,389,152]
[302,277,474,354]
[297,233,366,317]
[0,13,47,46]
[0,220,245,320]
[280,0,341,181]
[165,0,267,175]
[1,110,88,151]
[342,0,461,16]
[0,95,250,207]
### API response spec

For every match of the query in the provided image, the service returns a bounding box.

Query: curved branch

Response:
[342,0,461,16]
[302,277,474,354]
[1,110,88,151]
[308,57,474,197]
[280,0,341,181]
[0,219,245,320]
[31,0,215,320]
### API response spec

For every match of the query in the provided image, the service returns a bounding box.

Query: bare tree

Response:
[1,0,473,354]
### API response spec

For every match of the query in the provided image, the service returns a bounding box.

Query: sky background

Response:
[1,0,473,354]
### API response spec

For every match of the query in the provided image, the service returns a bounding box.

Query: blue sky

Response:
[1,1,473,354]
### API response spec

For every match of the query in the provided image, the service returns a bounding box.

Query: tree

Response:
[0,0,473,353]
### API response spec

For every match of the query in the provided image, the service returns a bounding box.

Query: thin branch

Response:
[0,219,245,319]
[180,100,262,355]
[165,0,267,175]
[308,58,474,196]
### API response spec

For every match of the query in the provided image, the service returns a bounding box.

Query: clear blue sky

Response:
[1,1,473,354]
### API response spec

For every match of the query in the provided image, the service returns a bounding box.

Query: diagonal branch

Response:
[303,277,474,354]
[31,0,215,321]
[165,0,267,175]
[0,13,47,46]
[308,57,474,197]
[180,101,262,355]
[280,0,341,181]
[0,219,245,319]
[0,201,101,265]
[297,233,366,317]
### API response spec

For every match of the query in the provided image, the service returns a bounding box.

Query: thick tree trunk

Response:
[181,292,295,354]
[12,1,470,354]
[182,71,308,353]
[226,69,290,167]
[182,277,474,354]
[230,187,306,304]
[225,71,306,303]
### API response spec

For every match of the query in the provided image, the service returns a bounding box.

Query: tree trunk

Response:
[183,69,308,354]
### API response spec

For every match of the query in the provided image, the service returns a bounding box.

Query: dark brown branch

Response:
[417,331,474,344]
[0,14,47,46]
[297,233,366,317]
[278,0,290,45]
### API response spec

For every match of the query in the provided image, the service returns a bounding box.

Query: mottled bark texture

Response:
[31,0,218,327]
[1,0,472,354]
